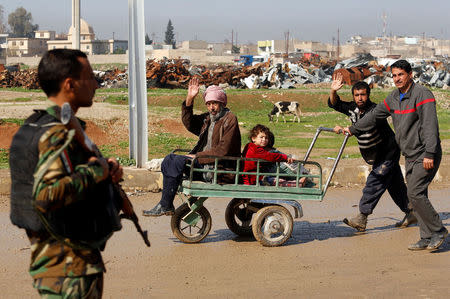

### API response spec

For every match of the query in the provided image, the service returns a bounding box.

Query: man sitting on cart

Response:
[143,78,242,217]
[329,74,416,231]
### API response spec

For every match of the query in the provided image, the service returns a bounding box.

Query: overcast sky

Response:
[2,0,450,44]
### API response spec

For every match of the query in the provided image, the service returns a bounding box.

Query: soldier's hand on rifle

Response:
[186,77,200,106]
[89,156,110,181]
[331,73,344,92]
[107,157,123,183]
[333,125,344,134]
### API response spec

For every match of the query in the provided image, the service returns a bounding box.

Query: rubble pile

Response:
[1,54,449,90]
[0,69,39,89]
[95,68,129,89]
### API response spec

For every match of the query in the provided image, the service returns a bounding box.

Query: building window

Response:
[40,33,44,37]
[82,36,85,40]
[20,41,24,46]
[12,41,16,46]
[53,46,56,49]
[87,45,90,49]
[64,46,67,49]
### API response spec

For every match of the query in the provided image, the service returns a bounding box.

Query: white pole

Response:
[128,0,148,167]
[72,0,80,50]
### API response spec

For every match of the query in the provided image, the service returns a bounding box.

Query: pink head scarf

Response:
[203,85,227,106]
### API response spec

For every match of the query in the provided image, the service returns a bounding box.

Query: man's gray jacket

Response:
[349,82,441,160]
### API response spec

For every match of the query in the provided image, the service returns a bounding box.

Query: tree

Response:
[145,33,153,45]
[164,19,175,49]
[0,5,6,33]
[8,7,38,38]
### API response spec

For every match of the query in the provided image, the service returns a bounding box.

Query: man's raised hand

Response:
[186,77,200,106]
[331,72,344,92]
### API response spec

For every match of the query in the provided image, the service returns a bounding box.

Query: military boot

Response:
[343,213,368,232]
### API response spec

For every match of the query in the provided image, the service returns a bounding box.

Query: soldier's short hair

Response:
[38,49,87,97]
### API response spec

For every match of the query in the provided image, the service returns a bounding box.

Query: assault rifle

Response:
[61,103,150,247]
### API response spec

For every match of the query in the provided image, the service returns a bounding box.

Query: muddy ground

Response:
[1,90,449,298]
[0,189,449,298]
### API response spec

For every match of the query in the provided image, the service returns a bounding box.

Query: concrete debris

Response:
[1,56,449,90]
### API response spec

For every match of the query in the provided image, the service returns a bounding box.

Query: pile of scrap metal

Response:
[94,68,128,89]
[0,68,39,89]
[146,58,267,88]
[334,54,450,89]
[240,62,334,89]
[1,54,449,90]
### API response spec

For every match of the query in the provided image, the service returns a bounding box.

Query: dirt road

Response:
[1,188,449,298]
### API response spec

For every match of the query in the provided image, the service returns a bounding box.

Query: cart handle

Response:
[303,127,349,195]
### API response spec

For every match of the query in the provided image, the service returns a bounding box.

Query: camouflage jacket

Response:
[28,105,106,280]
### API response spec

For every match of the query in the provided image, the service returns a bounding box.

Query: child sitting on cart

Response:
[242,124,307,186]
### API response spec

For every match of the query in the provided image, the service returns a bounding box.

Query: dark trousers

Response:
[359,160,410,215]
[159,153,202,209]
[405,151,443,239]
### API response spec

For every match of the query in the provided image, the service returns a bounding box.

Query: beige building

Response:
[257,39,295,56]
[35,30,56,40]
[47,19,127,55]
[7,37,48,57]
[6,30,56,57]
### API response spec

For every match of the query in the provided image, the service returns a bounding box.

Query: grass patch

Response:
[103,94,129,105]
[2,87,43,92]
[0,118,25,125]
[0,149,9,169]
[148,132,196,158]
[91,63,128,71]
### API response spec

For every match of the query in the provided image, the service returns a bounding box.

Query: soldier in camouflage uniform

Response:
[10,49,123,298]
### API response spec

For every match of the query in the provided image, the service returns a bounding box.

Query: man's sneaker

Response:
[343,213,368,232]
[426,227,448,251]
[395,211,418,228]
[408,238,431,251]
[142,203,175,217]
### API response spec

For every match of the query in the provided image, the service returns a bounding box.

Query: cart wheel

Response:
[252,205,293,247]
[225,198,261,237]
[171,203,212,243]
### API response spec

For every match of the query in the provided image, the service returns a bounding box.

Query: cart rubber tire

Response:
[252,205,293,247]
[225,198,259,237]
[171,203,212,243]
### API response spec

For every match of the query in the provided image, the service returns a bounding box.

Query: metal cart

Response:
[170,127,349,246]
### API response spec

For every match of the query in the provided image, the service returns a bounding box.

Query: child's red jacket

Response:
[242,142,287,185]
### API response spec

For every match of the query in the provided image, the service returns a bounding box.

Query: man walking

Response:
[345,60,447,250]
[329,74,415,231]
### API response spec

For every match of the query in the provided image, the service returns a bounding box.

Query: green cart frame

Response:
[170,127,349,246]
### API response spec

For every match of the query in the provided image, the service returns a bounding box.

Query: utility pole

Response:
[231,29,234,52]
[422,32,425,59]
[284,30,290,57]
[128,0,148,167]
[332,37,335,59]
[71,0,80,50]
[382,11,387,56]
[337,28,340,62]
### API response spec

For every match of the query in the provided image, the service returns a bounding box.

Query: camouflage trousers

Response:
[33,273,103,299]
